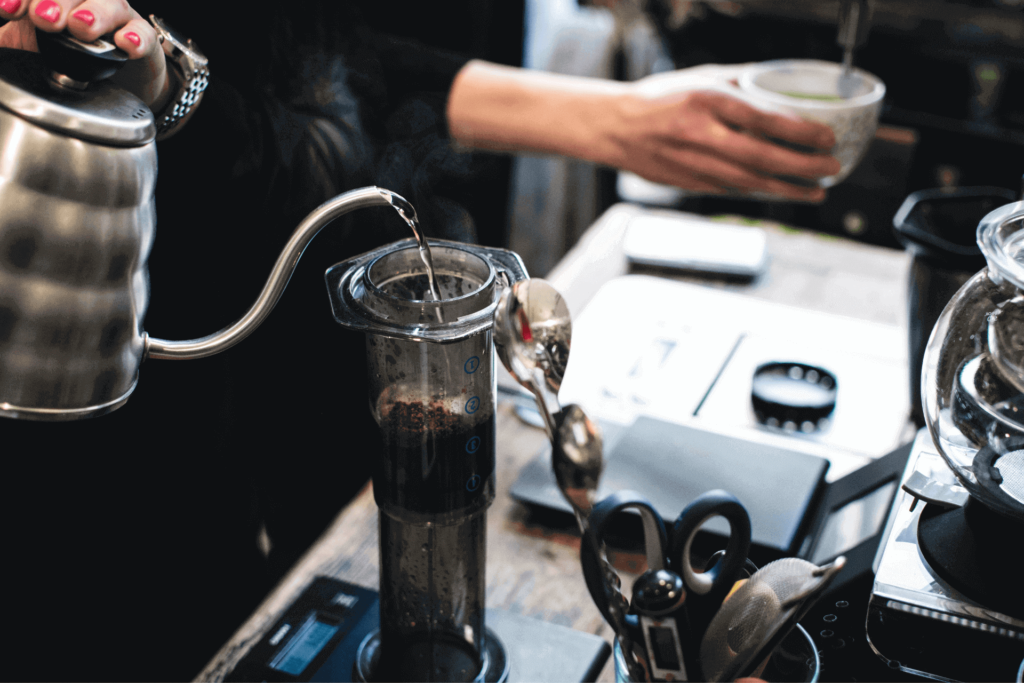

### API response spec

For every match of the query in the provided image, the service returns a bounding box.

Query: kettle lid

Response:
[0,48,154,147]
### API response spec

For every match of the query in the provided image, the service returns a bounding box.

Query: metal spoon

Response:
[494,279,571,438]
[494,281,622,649]
[493,279,601,519]
[552,403,604,530]
[836,0,869,99]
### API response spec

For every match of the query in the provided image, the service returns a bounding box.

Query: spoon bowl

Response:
[494,279,572,436]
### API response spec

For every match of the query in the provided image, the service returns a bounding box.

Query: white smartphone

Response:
[623,212,769,278]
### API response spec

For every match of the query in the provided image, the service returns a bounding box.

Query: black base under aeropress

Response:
[354,627,509,682]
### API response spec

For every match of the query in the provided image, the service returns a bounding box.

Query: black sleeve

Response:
[372,32,473,108]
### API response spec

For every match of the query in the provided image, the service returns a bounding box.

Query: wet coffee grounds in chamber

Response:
[375,400,495,515]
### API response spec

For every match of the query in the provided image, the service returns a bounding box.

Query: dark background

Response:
[641,0,1024,249]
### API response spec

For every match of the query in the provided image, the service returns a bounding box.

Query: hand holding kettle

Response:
[0,0,170,110]
[0,12,417,419]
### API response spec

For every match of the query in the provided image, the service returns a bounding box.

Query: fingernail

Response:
[0,0,22,14]
[72,9,94,25]
[34,0,60,22]
[124,31,141,47]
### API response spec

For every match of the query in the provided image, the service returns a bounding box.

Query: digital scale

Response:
[867,429,1024,682]
[225,577,611,682]
[512,415,912,580]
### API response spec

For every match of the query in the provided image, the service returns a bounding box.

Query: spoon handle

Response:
[528,374,561,439]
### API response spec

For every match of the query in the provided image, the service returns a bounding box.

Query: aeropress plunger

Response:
[325,209,527,682]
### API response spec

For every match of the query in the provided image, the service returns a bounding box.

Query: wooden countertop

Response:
[196,203,912,683]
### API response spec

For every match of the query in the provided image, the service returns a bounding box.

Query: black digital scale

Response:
[512,416,912,578]
[226,577,611,683]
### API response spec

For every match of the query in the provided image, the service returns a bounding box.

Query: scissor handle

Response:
[580,491,666,682]
[588,490,669,571]
[579,491,668,629]
[669,490,751,597]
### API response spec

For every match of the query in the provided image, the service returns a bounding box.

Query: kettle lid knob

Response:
[35,29,129,89]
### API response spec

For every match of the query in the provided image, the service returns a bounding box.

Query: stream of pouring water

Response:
[393,206,443,303]
[409,218,444,303]
[382,190,445,321]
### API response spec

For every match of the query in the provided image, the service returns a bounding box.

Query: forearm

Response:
[446,59,838,202]
[447,59,629,167]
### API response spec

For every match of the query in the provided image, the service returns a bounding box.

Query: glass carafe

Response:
[326,237,526,682]
[922,200,1024,522]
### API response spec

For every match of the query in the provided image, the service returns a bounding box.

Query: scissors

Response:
[666,489,752,674]
[580,490,676,681]
[580,489,752,681]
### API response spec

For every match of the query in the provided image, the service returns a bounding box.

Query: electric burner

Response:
[867,430,1024,682]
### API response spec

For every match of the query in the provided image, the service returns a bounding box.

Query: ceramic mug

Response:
[737,59,886,187]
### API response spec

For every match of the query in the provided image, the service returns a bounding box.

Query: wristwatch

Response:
[148,15,209,140]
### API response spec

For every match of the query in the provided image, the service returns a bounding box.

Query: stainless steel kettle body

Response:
[0,46,416,421]
[0,48,157,419]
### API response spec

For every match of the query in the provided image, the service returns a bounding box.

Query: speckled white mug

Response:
[738,59,886,187]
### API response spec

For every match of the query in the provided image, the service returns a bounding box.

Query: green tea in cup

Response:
[739,59,885,187]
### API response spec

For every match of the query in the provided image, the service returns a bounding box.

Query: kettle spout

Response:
[145,186,411,360]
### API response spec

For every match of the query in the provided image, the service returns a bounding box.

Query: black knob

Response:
[631,569,686,617]
[35,29,128,85]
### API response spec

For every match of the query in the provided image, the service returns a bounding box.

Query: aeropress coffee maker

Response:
[325,227,528,681]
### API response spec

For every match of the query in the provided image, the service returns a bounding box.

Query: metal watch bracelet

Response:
[153,58,208,140]
[148,15,209,141]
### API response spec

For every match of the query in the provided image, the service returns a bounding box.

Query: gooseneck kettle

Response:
[0,31,410,420]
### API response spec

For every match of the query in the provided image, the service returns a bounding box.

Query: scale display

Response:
[226,577,611,683]
[226,578,377,683]
[268,612,342,676]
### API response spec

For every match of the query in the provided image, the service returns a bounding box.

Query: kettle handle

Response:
[145,186,408,360]
[35,29,129,86]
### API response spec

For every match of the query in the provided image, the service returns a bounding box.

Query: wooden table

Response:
[196,203,912,682]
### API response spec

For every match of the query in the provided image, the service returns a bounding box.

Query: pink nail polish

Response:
[124,31,141,47]
[0,0,22,14]
[34,0,60,22]
[72,9,94,25]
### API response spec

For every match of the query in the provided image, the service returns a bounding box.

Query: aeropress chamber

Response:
[326,236,527,681]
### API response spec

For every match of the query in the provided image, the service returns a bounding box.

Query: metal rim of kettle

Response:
[0,48,156,146]
[0,376,138,420]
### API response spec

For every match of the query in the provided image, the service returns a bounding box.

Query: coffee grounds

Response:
[382,400,464,436]
[374,399,494,515]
